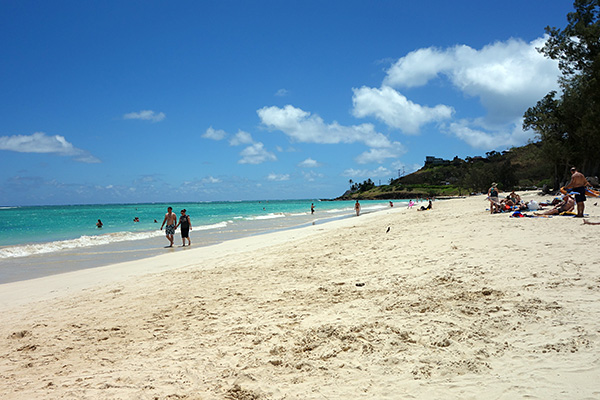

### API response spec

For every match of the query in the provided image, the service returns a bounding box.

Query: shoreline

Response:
[0,204,404,310]
[1,193,599,399]
[0,201,396,285]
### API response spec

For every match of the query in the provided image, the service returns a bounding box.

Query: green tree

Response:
[523,92,569,189]
[526,0,600,179]
[463,162,494,193]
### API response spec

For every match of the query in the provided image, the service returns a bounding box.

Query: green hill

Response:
[336,142,554,200]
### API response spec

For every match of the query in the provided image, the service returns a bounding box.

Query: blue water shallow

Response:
[0,199,407,283]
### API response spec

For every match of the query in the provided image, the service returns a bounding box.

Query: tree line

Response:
[523,0,600,190]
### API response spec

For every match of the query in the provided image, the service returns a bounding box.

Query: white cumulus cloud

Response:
[229,130,254,146]
[445,119,531,150]
[384,37,560,125]
[202,176,221,184]
[353,36,561,150]
[0,132,100,163]
[239,143,277,164]
[202,127,228,140]
[352,86,454,134]
[203,127,276,164]
[258,105,392,148]
[298,158,321,168]
[267,173,290,181]
[123,110,166,122]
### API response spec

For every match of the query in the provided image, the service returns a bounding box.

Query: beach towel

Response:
[560,187,600,197]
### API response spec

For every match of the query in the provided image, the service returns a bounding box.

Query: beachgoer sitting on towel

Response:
[418,199,432,211]
[533,194,575,216]
[509,191,521,204]
[501,196,515,210]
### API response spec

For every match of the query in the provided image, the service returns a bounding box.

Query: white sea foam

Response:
[0,230,163,259]
[194,221,228,231]
[247,213,286,220]
[325,207,353,214]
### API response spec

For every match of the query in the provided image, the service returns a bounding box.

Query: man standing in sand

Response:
[354,200,361,216]
[564,167,591,218]
[160,206,177,247]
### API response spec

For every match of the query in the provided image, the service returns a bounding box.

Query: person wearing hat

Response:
[176,209,192,246]
[487,183,500,214]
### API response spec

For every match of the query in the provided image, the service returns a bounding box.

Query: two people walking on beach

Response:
[160,207,192,247]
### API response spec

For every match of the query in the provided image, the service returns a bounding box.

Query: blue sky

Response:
[0,1,573,206]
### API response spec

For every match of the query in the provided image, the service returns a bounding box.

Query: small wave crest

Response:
[246,213,286,221]
[194,221,228,231]
[0,230,163,259]
[325,207,353,214]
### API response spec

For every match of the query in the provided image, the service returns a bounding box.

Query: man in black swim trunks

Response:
[564,167,591,218]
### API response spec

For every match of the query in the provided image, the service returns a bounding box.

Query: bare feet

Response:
[583,219,600,225]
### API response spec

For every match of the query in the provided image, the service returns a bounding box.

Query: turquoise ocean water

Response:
[0,199,405,284]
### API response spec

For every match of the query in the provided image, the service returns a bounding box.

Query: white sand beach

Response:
[1,193,599,399]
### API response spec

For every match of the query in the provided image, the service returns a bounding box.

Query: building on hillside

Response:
[424,156,450,167]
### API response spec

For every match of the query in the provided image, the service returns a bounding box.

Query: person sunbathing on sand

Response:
[533,194,575,216]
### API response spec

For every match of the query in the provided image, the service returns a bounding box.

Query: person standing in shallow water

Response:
[176,209,192,247]
[160,206,177,247]
[354,200,361,216]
